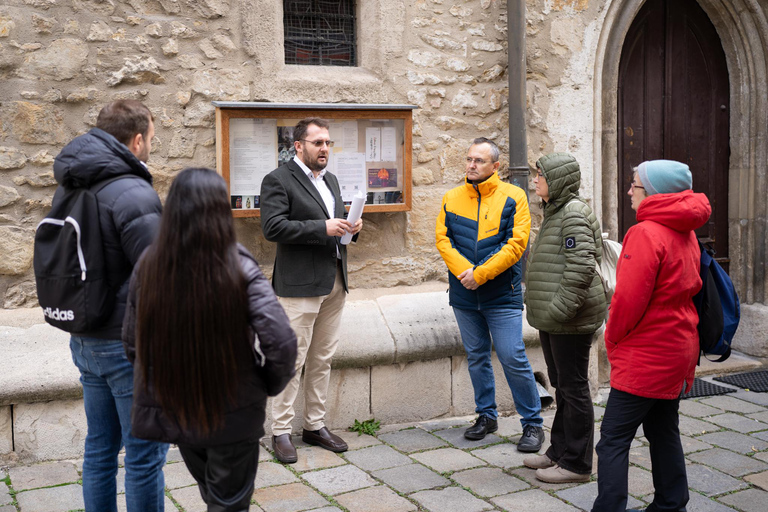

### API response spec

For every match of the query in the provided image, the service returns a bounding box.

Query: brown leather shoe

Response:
[302,427,348,452]
[272,434,298,464]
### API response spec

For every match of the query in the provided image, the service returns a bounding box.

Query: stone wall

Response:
[0,0,606,307]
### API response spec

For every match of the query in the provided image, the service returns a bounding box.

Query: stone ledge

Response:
[0,283,541,406]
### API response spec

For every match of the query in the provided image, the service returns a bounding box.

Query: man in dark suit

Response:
[260,117,362,464]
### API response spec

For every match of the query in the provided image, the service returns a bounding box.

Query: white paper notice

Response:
[365,127,381,162]
[381,127,397,162]
[340,191,365,245]
[229,118,277,196]
[334,152,367,202]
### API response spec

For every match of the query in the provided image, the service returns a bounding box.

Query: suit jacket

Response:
[260,159,348,297]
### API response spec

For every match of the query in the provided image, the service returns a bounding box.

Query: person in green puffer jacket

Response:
[522,152,606,484]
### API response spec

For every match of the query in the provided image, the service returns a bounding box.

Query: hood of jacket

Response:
[636,190,711,233]
[536,152,580,209]
[54,128,153,189]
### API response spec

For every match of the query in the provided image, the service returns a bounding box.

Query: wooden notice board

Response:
[213,102,417,218]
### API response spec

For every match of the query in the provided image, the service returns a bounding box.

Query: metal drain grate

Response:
[681,378,737,399]
[714,370,768,393]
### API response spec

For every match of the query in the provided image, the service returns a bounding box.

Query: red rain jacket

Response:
[605,190,711,399]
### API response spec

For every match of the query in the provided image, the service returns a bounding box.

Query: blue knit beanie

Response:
[636,160,692,195]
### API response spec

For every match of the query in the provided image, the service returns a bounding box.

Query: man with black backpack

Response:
[41,100,167,512]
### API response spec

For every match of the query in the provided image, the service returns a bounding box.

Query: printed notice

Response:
[229,118,277,196]
[381,127,397,162]
[330,121,359,151]
[334,152,367,202]
[365,127,381,162]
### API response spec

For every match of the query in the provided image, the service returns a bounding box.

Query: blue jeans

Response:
[70,336,168,512]
[453,307,543,426]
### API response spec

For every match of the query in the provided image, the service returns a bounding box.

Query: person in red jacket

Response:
[591,160,711,512]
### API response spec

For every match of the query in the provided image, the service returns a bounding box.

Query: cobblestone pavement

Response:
[4,386,768,512]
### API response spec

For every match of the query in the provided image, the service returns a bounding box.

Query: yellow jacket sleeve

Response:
[435,194,474,278]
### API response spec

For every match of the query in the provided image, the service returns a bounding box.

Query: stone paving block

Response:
[732,391,768,407]
[8,460,79,490]
[254,461,299,489]
[293,446,346,472]
[629,445,652,470]
[593,405,606,421]
[755,451,768,463]
[15,483,84,512]
[678,415,721,436]
[717,487,768,512]
[744,469,768,491]
[254,482,330,512]
[344,444,412,471]
[707,413,768,434]
[491,488,580,511]
[556,481,645,512]
[471,442,533,469]
[747,410,768,424]
[496,415,524,437]
[169,485,206,512]
[685,463,749,496]
[336,430,382,450]
[418,417,472,432]
[700,395,767,414]
[164,460,198,489]
[0,506,14,512]
[0,482,10,506]
[509,467,581,492]
[372,359,451,423]
[166,447,184,463]
[301,464,377,495]
[379,428,448,453]
[685,490,738,511]
[679,400,725,418]
[698,431,768,454]
[309,508,340,512]
[412,486,493,512]
[335,485,417,512]
[411,447,486,473]
[688,447,768,476]
[680,434,714,454]
[753,430,768,443]
[627,466,655,497]
[371,463,450,494]
[434,426,502,449]
[13,399,87,462]
[451,467,529,497]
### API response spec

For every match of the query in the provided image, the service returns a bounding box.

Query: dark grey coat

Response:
[524,153,607,334]
[259,159,349,297]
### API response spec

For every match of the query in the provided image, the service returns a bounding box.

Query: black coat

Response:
[122,245,298,446]
[260,160,349,297]
[53,128,162,340]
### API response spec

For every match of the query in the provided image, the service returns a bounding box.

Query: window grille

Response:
[284,0,356,66]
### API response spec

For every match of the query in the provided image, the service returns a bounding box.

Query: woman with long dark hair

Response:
[123,168,297,511]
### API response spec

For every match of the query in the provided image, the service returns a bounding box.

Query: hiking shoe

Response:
[517,424,545,452]
[523,453,555,469]
[464,415,498,440]
[535,465,590,483]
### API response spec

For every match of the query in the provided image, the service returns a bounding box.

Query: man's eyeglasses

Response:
[301,139,335,148]
[466,157,488,165]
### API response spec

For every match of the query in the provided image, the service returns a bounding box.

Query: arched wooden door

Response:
[618,0,730,265]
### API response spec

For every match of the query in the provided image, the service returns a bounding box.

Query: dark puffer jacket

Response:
[524,153,606,334]
[122,245,298,446]
[53,128,162,340]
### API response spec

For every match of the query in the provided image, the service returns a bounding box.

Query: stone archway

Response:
[594,0,768,355]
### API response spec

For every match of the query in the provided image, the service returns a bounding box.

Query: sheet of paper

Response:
[340,191,365,245]
[381,126,397,162]
[333,152,367,202]
[365,127,381,162]
[330,121,359,151]
[229,118,277,196]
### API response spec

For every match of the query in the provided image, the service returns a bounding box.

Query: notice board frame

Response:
[213,102,417,218]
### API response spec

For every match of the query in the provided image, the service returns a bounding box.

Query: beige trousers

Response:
[271,266,346,436]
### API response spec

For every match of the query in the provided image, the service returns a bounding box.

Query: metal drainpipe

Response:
[507,0,530,282]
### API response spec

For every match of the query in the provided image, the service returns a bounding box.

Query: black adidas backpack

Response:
[34,177,126,332]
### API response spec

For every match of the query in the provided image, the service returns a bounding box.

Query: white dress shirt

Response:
[294,156,340,258]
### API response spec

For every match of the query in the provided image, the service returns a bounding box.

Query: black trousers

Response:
[592,388,688,512]
[179,440,260,512]
[539,331,595,474]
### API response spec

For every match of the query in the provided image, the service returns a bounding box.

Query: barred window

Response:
[283,0,356,66]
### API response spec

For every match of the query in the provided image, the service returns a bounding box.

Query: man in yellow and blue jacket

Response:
[436,137,544,451]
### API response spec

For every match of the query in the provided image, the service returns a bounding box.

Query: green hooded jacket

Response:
[524,153,607,334]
